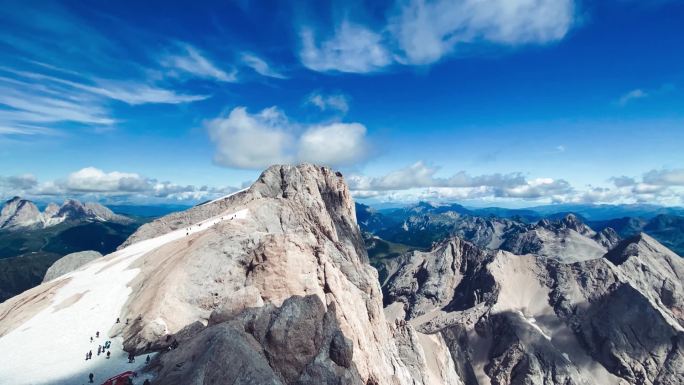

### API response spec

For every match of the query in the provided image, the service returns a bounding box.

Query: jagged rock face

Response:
[118,164,454,384]
[0,196,43,229]
[42,250,102,282]
[383,234,684,385]
[0,164,459,385]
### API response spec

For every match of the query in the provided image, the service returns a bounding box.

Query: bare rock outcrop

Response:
[42,250,102,282]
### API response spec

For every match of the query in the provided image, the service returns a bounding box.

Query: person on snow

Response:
[97,346,101,355]
[96,331,99,338]
[146,355,150,364]
[106,351,110,359]
[85,352,89,361]
[88,373,94,383]
[116,317,120,323]
[90,336,93,343]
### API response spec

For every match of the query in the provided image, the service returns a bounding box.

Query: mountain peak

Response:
[604,232,674,265]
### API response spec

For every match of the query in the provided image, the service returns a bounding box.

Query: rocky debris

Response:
[0,197,131,231]
[383,233,684,385]
[42,250,103,283]
[0,197,43,229]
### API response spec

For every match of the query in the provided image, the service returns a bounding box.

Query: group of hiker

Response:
[86,330,113,361]
[82,317,159,385]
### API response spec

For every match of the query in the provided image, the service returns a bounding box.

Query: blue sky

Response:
[1,0,683,207]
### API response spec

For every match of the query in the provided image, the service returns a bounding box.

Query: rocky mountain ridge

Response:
[381,233,684,384]
[0,196,130,230]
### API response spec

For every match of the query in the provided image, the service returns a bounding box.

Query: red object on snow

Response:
[101,371,135,385]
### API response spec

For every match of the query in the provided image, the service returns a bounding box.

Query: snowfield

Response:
[0,208,248,385]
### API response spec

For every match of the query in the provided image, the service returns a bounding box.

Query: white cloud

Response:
[206,107,294,169]
[206,106,370,169]
[298,123,368,166]
[306,92,349,113]
[65,167,150,193]
[162,44,237,82]
[241,53,287,79]
[617,89,648,106]
[300,22,392,73]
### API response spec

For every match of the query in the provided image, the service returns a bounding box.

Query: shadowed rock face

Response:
[383,234,684,385]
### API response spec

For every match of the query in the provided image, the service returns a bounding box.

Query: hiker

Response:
[171,339,179,349]
[90,336,93,343]
[116,317,120,323]
[96,331,99,338]
[97,346,101,355]
[89,350,92,360]
[146,355,150,364]
[85,352,89,361]
[125,318,129,325]
[88,373,94,383]
[106,351,110,359]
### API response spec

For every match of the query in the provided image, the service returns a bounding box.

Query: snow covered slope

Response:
[0,208,248,384]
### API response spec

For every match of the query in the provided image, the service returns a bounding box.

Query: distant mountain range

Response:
[357,201,684,257]
[0,197,146,301]
[0,196,131,230]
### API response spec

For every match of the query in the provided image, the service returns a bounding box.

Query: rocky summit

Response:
[0,164,682,385]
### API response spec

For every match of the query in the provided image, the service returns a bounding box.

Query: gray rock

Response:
[42,250,102,282]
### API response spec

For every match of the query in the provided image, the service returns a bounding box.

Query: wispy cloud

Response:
[616,84,675,106]
[161,43,237,82]
[0,62,208,135]
[300,22,392,73]
[306,92,349,114]
[240,53,287,79]
[299,0,576,73]
[617,89,648,105]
